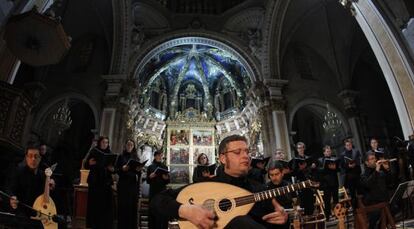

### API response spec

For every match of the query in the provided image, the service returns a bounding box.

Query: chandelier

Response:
[322,103,342,136]
[52,99,72,135]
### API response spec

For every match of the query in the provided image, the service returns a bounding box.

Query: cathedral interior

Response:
[0,0,414,228]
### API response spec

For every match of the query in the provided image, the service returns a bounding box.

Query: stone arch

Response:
[33,92,99,133]
[350,0,414,136]
[289,98,350,135]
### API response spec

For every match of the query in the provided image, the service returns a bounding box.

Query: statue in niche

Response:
[131,23,145,52]
[246,28,262,58]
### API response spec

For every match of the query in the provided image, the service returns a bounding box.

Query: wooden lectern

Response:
[73,169,89,227]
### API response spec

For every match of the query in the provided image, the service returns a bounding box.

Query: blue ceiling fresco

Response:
[139,44,251,94]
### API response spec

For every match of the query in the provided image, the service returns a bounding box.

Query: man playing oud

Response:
[150,135,288,228]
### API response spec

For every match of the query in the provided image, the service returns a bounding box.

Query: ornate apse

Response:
[126,37,264,185]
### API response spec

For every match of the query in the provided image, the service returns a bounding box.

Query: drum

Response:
[302,214,326,229]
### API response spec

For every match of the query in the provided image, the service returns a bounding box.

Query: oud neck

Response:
[43,176,50,203]
[234,180,311,207]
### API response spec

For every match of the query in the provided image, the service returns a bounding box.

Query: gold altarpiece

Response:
[166,108,216,187]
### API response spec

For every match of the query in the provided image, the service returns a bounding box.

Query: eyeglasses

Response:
[26,154,41,160]
[224,148,251,156]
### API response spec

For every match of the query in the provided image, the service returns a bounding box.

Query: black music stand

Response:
[389,180,414,228]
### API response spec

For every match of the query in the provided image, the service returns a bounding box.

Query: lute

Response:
[32,166,58,229]
[334,203,347,229]
[176,180,318,228]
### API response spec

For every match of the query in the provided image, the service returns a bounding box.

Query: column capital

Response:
[338,89,359,116]
[101,74,127,97]
[270,98,287,111]
[264,79,288,110]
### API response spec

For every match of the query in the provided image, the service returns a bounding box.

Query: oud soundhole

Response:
[218,199,232,212]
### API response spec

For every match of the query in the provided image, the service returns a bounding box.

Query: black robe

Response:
[85,147,114,229]
[116,151,140,229]
[146,160,170,200]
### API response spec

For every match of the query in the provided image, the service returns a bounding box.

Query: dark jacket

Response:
[265,180,294,209]
[150,171,289,228]
[339,149,362,181]
[360,167,392,205]
[146,160,170,200]
[317,157,339,189]
[6,165,45,217]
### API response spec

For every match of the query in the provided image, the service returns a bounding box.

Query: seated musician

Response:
[266,161,294,210]
[150,135,288,228]
[5,143,55,228]
[360,151,392,229]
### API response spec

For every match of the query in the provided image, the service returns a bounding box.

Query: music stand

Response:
[389,180,414,228]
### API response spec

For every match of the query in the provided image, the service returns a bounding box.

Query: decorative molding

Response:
[223,7,265,60]
[110,0,131,74]
[101,74,127,97]
[262,0,291,80]
[339,0,358,16]
[338,89,359,117]
[0,81,33,150]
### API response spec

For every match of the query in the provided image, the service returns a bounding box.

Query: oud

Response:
[176,180,317,228]
[32,167,58,229]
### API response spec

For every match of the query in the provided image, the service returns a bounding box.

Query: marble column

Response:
[262,79,291,159]
[100,74,127,153]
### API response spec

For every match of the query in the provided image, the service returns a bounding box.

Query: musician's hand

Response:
[378,159,390,171]
[179,204,216,229]
[107,165,115,172]
[10,196,18,209]
[162,174,169,180]
[328,164,337,170]
[149,172,157,179]
[348,162,356,168]
[122,165,129,172]
[202,170,210,177]
[49,179,56,190]
[89,158,97,166]
[311,163,316,169]
[45,168,53,177]
[376,160,382,172]
[262,199,288,225]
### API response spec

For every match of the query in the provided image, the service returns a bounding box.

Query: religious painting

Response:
[170,166,190,184]
[170,129,190,145]
[169,148,189,164]
[193,148,215,165]
[192,130,213,146]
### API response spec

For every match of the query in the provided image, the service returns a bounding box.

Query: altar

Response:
[165,108,216,186]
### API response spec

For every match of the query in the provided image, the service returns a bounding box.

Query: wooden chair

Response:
[315,187,352,217]
[354,196,396,229]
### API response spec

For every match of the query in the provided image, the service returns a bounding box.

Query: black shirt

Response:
[360,167,392,205]
[150,171,289,228]
[6,165,45,216]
